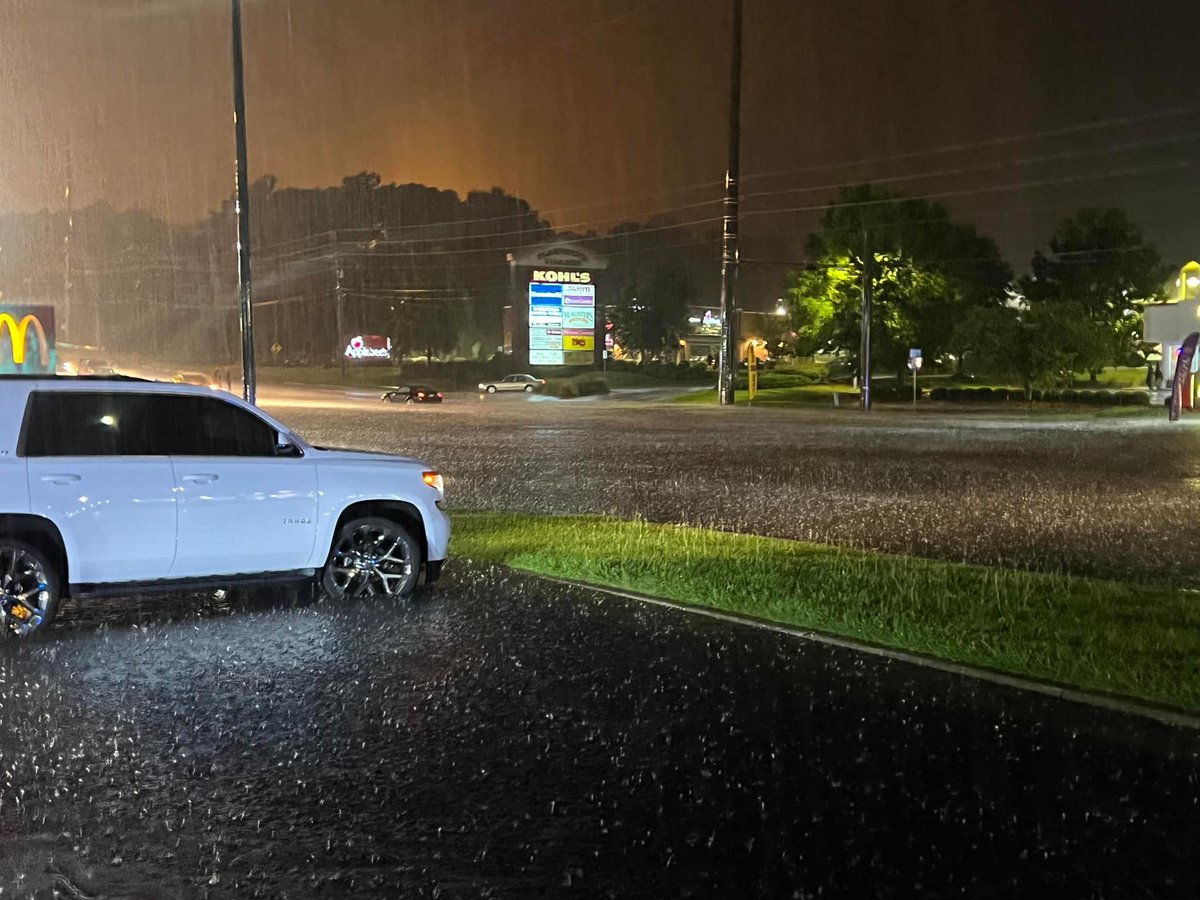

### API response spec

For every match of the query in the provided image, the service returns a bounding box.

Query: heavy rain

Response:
[3,0,1200,896]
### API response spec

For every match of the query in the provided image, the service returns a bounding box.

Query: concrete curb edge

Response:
[535,574,1200,731]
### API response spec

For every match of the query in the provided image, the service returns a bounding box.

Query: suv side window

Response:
[22,391,155,457]
[150,395,277,457]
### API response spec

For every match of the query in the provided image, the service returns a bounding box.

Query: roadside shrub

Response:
[1059,389,1076,403]
[946,387,965,402]
[972,387,994,402]
[930,386,948,401]
[574,375,610,397]
[1030,388,1044,402]
[1119,390,1151,406]
[555,381,579,398]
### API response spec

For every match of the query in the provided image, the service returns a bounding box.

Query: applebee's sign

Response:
[344,334,392,360]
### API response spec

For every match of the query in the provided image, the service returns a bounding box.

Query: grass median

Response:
[453,511,1200,712]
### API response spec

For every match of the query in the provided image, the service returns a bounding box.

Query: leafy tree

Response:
[951,301,1105,398]
[783,185,1011,378]
[1022,208,1166,376]
[610,263,694,362]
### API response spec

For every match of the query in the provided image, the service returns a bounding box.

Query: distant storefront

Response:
[1143,261,1200,408]
[0,304,57,375]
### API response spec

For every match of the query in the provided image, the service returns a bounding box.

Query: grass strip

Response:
[453,511,1200,712]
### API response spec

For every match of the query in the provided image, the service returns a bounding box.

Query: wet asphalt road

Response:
[268,390,1200,585]
[3,567,1200,898]
[4,391,1200,897]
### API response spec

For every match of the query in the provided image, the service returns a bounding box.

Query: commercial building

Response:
[1142,261,1200,408]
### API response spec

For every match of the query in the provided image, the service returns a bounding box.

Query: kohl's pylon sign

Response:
[1169,331,1200,422]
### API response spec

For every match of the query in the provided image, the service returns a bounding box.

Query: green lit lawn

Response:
[671,384,857,405]
[454,512,1200,712]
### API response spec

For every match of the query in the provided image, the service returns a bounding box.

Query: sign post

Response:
[746,341,758,403]
[908,348,923,409]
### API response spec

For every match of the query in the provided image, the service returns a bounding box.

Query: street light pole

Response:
[717,0,743,406]
[859,229,873,411]
[231,0,257,404]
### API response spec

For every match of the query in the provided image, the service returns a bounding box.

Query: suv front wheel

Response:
[0,540,61,636]
[322,516,421,602]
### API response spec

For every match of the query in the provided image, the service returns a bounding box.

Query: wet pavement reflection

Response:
[2,567,1198,897]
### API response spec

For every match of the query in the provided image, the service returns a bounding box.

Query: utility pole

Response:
[62,146,73,343]
[859,229,873,411]
[717,0,743,406]
[231,0,257,404]
[336,252,347,378]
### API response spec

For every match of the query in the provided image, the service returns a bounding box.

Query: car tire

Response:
[405,396,414,404]
[524,385,534,393]
[0,539,61,636]
[486,385,497,394]
[321,516,421,602]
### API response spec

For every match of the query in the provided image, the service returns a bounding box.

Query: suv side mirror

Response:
[275,432,303,458]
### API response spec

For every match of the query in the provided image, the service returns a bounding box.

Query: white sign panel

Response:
[530,348,565,366]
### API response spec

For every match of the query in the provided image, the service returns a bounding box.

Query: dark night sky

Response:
[2,0,1199,304]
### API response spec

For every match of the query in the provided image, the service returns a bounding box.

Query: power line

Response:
[740,106,1199,184]
[739,160,1194,223]
[740,133,1200,205]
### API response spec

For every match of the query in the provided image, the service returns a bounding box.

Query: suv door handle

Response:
[181,473,219,484]
[40,473,81,485]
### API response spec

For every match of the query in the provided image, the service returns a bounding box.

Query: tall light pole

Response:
[231,0,257,404]
[717,0,743,406]
[859,229,873,411]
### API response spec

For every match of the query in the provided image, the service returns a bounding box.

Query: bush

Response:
[930,386,948,401]
[1059,389,1076,403]
[546,374,610,399]
[972,387,994,402]
[1119,390,1151,406]
[1030,388,1044,402]
[575,375,610,397]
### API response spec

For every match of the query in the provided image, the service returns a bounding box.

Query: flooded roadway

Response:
[2,567,1198,898]
[270,389,1200,586]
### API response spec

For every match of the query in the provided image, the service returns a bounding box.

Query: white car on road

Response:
[0,376,450,635]
[478,374,546,394]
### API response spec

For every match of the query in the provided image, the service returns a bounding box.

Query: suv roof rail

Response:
[0,374,150,382]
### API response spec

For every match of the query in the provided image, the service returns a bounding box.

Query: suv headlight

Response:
[422,471,445,506]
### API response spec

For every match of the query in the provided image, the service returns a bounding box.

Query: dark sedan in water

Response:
[381,385,444,403]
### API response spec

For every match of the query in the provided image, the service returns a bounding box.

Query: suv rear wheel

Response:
[0,540,61,636]
[322,516,420,602]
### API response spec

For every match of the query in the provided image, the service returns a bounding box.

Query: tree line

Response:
[782,185,1169,397]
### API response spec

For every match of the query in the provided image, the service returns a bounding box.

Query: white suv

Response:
[0,376,450,635]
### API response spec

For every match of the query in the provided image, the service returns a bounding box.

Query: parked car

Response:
[172,371,218,389]
[77,358,117,376]
[478,374,546,394]
[382,385,444,404]
[0,375,450,635]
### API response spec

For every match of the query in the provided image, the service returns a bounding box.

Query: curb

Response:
[537,574,1200,731]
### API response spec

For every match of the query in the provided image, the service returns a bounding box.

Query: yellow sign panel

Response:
[563,334,594,352]
[0,313,50,366]
[747,343,758,400]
